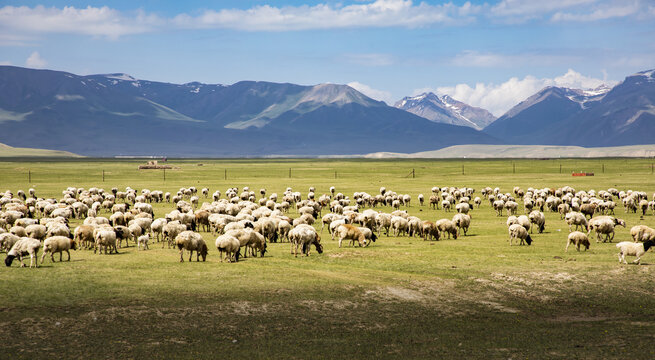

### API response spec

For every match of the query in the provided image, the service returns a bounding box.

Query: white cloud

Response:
[418,69,615,117]
[491,0,596,17]
[450,50,579,68]
[552,1,640,21]
[347,81,393,104]
[0,5,160,39]
[172,1,478,31]
[25,51,46,68]
[55,94,85,101]
[343,53,394,67]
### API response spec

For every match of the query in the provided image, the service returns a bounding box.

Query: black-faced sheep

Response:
[508,223,532,246]
[617,240,655,265]
[5,237,41,268]
[335,224,367,247]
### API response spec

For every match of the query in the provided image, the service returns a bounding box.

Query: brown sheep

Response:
[335,224,367,247]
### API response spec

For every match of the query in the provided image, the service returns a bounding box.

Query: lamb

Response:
[528,211,545,233]
[335,224,367,247]
[452,213,471,236]
[215,234,241,262]
[41,236,77,263]
[616,240,655,265]
[137,234,150,250]
[288,224,323,257]
[566,231,590,252]
[5,237,41,268]
[435,219,458,239]
[508,223,533,246]
[630,225,655,243]
[174,231,208,262]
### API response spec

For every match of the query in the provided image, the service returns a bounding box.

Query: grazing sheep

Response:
[288,224,323,257]
[41,236,77,263]
[5,237,41,268]
[137,234,150,250]
[565,212,588,232]
[630,225,655,243]
[162,222,187,249]
[566,231,590,252]
[616,240,655,265]
[391,216,409,237]
[74,225,96,250]
[455,202,470,214]
[375,213,392,237]
[277,220,292,242]
[528,211,545,233]
[0,233,20,252]
[435,219,458,239]
[580,203,597,219]
[421,220,440,241]
[508,223,533,246]
[25,224,47,241]
[357,227,377,245]
[516,215,531,232]
[335,224,367,247]
[452,213,471,236]
[174,231,208,262]
[215,234,240,262]
[94,228,117,255]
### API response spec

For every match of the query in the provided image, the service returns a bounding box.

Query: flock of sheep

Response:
[1,183,654,268]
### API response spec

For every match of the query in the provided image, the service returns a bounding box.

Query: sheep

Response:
[288,224,323,257]
[74,225,96,249]
[0,233,20,252]
[516,215,531,232]
[566,231,590,252]
[277,220,292,242]
[162,222,187,248]
[5,237,41,267]
[41,236,77,263]
[94,228,117,255]
[588,216,625,243]
[435,219,458,239]
[375,213,392,237]
[335,224,367,247]
[421,220,440,241]
[630,225,655,243]
[137,234,150,250]
[580,203,597,219]
[10,226,27,238]
[391,216,409,237]
[616,240,655,265]
[215,234,241,262]
[418,194,424,206]
[455,202,470,214]
[565,212,588,232]
[508,224,533,246]
[528,211,545,233]
[504,201,518,216]
[175,231,208,262]
[452,213,471,236]
[224,228,267,258]
[357,226,377,245]
[493,200,505,216]
[113,225,132,248]
[25,224,47,241]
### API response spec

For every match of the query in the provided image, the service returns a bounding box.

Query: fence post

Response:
[224,169,227,180]
[102,170,105,182]
[289,168,291,178]
[412,169,415,178]
[28,170,31,183]
[163,168,166,182]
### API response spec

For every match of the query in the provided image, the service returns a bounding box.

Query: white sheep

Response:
[452,213,471,236]
[616,240,655,265]
[215,234,241,262]
[175,231,208,262]
[528,211,545,233]
[94,228,117,255]
[435,219,458,239]
[5,237,41,268]
[0,233,20,252]
[137,234,150,250]
[566,231,590,252]
[630,225,655,243]
[565,212,588,232]
[508,223,532,246]
[288,224,323,257]
[588,216,625,243]
[41,236,77,263]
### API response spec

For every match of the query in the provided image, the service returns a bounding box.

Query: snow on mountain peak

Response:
[104,73,137,82]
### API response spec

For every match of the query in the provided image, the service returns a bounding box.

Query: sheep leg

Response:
[40,251,48,264]
[565,240,570,252]
[66,250,70,261]
[179,249,184,262]
[59,251,63,262]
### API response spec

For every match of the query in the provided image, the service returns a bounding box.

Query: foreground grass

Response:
[1,158,655,359]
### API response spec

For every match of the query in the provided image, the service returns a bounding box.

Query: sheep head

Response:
[525,235,533,245]
[5,254,15,267]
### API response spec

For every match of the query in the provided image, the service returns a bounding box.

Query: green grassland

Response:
[1,158,655,359]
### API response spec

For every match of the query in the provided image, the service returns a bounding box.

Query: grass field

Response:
[1,158,655,359]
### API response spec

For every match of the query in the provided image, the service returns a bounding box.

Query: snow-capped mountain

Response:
[394,92,496,130]
[484,70,655,147]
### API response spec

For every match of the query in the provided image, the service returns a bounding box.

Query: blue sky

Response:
[1,0,653,115]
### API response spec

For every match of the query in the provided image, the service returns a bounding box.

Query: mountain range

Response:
[394,93,496,130]
[0,65,653,156]
[0,66,499,156]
